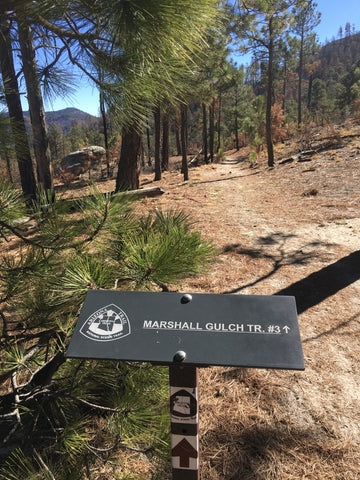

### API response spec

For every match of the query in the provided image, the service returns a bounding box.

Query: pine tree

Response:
[0,178,215,478]
[291,0,321,126]
[231,0,299,167]
[0,11,36,198]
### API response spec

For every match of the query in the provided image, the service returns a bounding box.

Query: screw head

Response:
[181,294,192,304]
[173,350,187,362]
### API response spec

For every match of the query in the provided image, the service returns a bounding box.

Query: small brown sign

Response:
[172,435,198,469]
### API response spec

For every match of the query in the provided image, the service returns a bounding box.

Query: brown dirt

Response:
[63,124,360,479]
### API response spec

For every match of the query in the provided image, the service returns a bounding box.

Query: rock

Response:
[58,146,106,177]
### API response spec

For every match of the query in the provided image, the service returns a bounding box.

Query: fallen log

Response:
[188,149,203,167]
[115,186,165,198]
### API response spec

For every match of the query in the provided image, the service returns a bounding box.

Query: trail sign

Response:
[172,436,198,469]
[66,290,304,370]
[66,289,304,480]
[170,365,199,479]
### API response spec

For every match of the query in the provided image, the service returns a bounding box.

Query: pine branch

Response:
[69,396,131,414]
[33,449,56,480]
[0,196,110,250]
[29,13,99,41]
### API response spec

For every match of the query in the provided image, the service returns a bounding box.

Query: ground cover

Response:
[18,123,360,479]
[131,123,360,479]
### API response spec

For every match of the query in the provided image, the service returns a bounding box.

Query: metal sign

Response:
[67,290,304,370]
[66,290,305,480]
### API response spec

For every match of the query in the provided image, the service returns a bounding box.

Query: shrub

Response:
[0,179,215,479]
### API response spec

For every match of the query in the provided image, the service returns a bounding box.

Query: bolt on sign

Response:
[67,290,304,479]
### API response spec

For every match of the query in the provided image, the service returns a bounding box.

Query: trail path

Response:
[138,134,360,479]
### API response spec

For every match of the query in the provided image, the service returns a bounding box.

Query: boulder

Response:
[59,146,106,177]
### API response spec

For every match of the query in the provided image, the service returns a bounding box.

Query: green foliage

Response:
[0,176,26,228]
[216,147,226,162]
[339,60,360,113]
[109,209,215,290]
[0,179,214,478]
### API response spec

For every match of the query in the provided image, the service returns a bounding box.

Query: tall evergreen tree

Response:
[0,11,36,198]
[291,0,321,126]
[17,12,53,191]
[231,0,300,167]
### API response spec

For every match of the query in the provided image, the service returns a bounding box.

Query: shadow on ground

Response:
[222,232,334,297]
[202,422,349,480]
[275,250,360,314]
[222,231,360,315]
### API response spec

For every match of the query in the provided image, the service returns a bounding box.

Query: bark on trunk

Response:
[217,93,222,153]
[307,74,313,110]
[180,104,188,181]
[116,126,141,191]
[282,56,287,112]
[146,122,152,166]
[154,106,161,181]
[0,12,36,198]
[234,86,239,151]
[266,18,275,168]
[17,15,53,191]
[100,89,110,177]
[297,27,304,127]
[202,103,208,163]
[209,100,215,163]
[174,111,181,156]
[161,112,169,171]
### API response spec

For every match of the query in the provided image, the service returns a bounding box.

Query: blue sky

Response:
[42,0,360,117]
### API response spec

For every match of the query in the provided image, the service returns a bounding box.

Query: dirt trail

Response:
[137,133,360,478]
[60,127,360,478]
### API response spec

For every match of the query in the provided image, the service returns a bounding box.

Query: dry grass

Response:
[139,124,359,479]
[41,123,360,478]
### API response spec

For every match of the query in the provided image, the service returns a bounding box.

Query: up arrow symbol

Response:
[172,438,198,468]
[283,326,290,334]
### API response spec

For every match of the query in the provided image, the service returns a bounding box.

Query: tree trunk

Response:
[202,103,208,163]
[217,93,222,153]
[180,104,188,181]
[174,111,181,156]
[99,89,110,177]
[266,18,275,168]
[141,140,145,167]
[282,55,287,112]
[297,27,304,127]
[17,15,53,191]
[161,111,169,171]
[307,74,313,110]
[153,106,161,181]
[116,126,141,191]
[209,100,215,163]
[2,142,13,183]
[146,121,152,166]
[234,84,239,151]
[0,12,36,198]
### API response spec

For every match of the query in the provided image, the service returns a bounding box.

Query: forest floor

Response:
[67,122,360,479]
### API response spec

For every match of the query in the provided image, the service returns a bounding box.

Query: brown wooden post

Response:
[169,364,199,480]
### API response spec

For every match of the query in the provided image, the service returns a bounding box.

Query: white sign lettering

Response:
[142,320,290,335]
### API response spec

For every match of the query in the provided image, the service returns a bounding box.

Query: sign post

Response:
[170,365,199,479]
[66,290,304,479]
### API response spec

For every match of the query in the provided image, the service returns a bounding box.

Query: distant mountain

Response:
[23,108,99,132]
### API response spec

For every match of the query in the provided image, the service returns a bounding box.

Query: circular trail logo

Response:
[80,304,131,342]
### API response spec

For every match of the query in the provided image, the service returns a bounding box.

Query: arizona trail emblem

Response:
[80,304,131,341]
